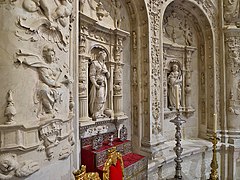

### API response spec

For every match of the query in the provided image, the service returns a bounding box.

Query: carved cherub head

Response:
[43,45,56,63]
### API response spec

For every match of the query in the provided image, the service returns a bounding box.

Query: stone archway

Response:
[79,0,151,156]
[161,0,217,140]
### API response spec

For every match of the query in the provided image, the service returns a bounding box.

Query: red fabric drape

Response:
[109,159,123,180]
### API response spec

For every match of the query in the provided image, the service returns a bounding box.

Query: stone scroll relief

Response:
[0,153,39,179]
[15,44,73,119]
[16,0,73,51]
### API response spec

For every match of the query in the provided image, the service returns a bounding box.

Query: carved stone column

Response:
[79,32,91,121]
[113,63,124,116]
[140,0,167,159]
[184,47,195,110]
[113,31,128,117]
[106,62,114,113]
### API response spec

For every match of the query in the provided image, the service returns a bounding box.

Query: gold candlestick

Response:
[209,132,219,180]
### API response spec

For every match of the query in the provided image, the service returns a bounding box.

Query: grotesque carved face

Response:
[0,154,18,173]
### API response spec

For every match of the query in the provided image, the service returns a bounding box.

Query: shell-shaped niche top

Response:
[16,0,73,51]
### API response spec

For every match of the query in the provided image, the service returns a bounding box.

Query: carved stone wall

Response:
[0,0,77,179]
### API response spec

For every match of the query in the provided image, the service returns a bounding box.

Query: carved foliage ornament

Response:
[148,0,162,135]
[17,0,74,51]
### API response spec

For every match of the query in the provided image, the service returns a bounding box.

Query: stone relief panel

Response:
[0,0,76,177]
[225,32,240,130]
[16,44,72,120]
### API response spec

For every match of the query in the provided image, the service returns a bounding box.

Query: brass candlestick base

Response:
[209,132,219,180]
[170,110,186,179]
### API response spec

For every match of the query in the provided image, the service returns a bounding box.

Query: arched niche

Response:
[161,0,216,140]
[79,0,149,155]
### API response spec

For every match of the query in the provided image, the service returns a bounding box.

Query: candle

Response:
[175,85,179,110]
[213,113,217,133]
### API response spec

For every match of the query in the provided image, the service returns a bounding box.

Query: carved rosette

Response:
[148,0,162,135]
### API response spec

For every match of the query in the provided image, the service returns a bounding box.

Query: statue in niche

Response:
[111,0,123,28]
[132,67,138,86]
[224,0,240,25]
[16,45,72,118]
[168,63,182,110]
[89,50,110,119]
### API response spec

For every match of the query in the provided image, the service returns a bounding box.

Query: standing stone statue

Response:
[89,50,110,119]
[168,63,182,110]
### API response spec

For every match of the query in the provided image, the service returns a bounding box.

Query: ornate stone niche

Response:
[163,10,196,119]
[79,8,130,125]
[162,1,216,140]
[163,44,196,118]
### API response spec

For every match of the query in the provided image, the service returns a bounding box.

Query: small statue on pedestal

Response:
[108,134,114,146]
[92,131,103,150]
[120,125,127,141]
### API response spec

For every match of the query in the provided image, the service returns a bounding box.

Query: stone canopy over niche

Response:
[0,0,76,179]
